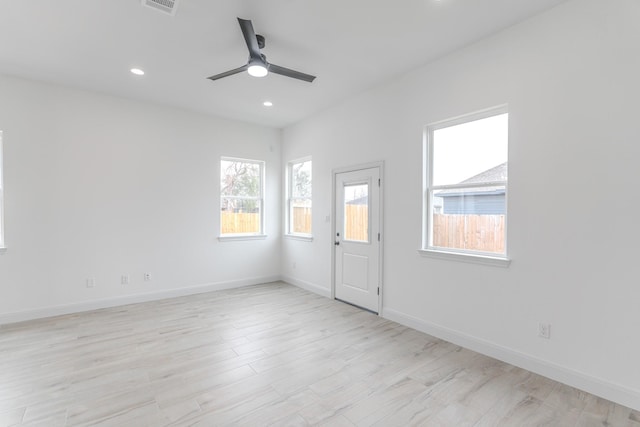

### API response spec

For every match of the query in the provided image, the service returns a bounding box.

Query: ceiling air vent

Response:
[141,0,180,16]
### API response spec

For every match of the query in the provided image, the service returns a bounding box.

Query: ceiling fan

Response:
[207,18,316,83]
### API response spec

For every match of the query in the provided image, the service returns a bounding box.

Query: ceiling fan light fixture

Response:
[206,18,315,83]
[248,63,268,78]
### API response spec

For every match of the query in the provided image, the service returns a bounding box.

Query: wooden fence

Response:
[220,209,312,234]
[221,212,260,234]
[220,207,366,238]
[292,207,312,234]
[293,205,368,241]
[344,205,368,241]
[222,210,504,254]
[433,214,505,254]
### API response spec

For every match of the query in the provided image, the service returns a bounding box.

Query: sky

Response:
[432,113,508,186]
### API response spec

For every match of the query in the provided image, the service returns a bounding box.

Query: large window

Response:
[220,157,264,236]
[423,107,508,260]
[286,158,312,236]
[0,130,4,248]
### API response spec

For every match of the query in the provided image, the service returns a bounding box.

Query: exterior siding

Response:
[442,194,505,215]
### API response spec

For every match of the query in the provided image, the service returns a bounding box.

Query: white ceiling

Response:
[0,0,568,128]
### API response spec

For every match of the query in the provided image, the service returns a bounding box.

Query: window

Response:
[422,107,509,262]
[0,130,4,248]
[343,183,368,242]
[220,157,265,237]
[286,158,312,237]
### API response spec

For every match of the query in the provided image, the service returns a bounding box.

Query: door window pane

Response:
[344,184,368,242]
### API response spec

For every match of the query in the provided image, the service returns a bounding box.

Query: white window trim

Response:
[421,105,510,266]
[0,130,5,251]
[218,234,267,242]
[283,234,313,242]
[219,156,266,239]
[285,156,312,239]
[418,248,511,267]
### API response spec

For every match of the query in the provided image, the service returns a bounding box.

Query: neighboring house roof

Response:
[347,195,368,205]
[437,162,507,197]
[459,162,507,184]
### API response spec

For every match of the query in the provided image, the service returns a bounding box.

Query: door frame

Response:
[331,161,384,315]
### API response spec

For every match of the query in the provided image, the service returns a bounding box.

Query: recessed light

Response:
[130,68,145,76]
[263,101,273,107]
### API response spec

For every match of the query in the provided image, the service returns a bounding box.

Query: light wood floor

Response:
[0,282,637,426]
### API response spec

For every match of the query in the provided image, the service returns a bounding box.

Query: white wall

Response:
[1,0,638,411]
[282,0,640,409]
[0,74,281,320]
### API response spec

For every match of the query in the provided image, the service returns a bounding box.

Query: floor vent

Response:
[141,0,180,16]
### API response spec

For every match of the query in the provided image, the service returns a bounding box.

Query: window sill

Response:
[284,234,313,242]
[418,248,511,268]
[218,234,267,242]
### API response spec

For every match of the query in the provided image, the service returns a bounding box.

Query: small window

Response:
[423,107,508,259]
[343,183,369,243]
[220,157,265,236]
[0,130,4,248]
[286,158,312,236]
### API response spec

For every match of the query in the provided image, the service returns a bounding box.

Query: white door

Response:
[334,166,381,313]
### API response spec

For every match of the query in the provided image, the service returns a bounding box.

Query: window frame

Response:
[420,106,510,267]
[342,180,370,244]
[219,156,266,240]
[285,157,313,240]
[0,130,4,250]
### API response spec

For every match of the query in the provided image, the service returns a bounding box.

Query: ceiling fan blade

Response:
[237,18,262,60]
[267,63,316,83]
[207,65,248,81]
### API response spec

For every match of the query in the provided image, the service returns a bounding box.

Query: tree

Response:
[221,160,260,212]
[292,161,311,198]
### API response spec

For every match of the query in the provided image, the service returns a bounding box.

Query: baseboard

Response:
[281,275,331,298]
[383,307,640,412]
[0,275,281,326]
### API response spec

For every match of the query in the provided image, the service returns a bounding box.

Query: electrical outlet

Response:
[121,275,130,285]
[86,277,95,288]
[144,272,152,282]
[538,323,551,339]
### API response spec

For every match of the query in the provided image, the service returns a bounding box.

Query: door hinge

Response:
[378,232,380,241]
[377,287,380,295]
[378,178,381,187]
